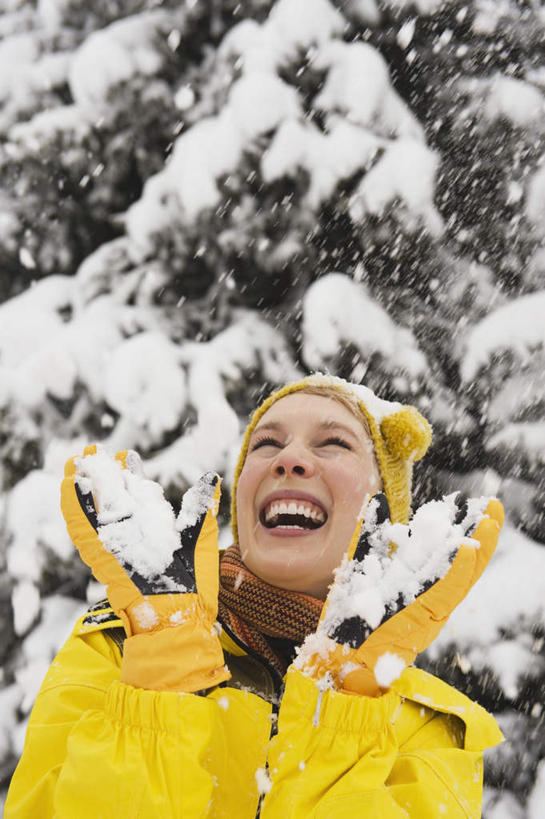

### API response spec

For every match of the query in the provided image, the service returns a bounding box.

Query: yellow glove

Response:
[295,493,504,697]
[61,445,230,693]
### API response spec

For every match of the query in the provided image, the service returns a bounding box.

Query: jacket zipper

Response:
[218,619,283,818]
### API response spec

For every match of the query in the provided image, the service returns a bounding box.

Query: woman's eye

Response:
[320,437,352,450]
[251,437,282,451]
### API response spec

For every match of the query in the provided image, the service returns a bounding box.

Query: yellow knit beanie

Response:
[231,373,432,542]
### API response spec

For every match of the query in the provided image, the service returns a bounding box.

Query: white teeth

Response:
[276,524,305,529]
[263,499,326,523]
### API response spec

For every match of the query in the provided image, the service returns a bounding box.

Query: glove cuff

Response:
[120,622,230,693]
[340,666,384,697]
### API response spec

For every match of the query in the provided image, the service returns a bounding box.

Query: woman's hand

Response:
[61,445,230,693]
[294,493,504,697]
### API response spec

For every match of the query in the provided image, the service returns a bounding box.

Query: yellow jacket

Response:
[6,604,503,819]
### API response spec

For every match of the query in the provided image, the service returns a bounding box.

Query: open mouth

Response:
[259,498,327,531]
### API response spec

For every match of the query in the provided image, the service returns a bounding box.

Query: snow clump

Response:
[373,652,407,688]
[176,473,219,532]
[323,494,487,631]
[255,767,273,795]
[74,448,181,582]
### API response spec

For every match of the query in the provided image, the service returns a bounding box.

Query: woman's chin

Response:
[243,527,332,593]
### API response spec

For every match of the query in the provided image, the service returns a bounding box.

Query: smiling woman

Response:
[5,374,505,819]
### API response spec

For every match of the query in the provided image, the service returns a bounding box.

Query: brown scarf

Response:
[218,544,324,677]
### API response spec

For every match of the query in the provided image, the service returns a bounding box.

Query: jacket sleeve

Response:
[5,621,271,819]
[261,668,504,819]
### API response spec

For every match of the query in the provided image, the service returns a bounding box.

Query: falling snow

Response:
[1,0,544,814]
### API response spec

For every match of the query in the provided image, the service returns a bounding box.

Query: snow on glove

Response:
[61,445,230,693]
[294,492,504,697]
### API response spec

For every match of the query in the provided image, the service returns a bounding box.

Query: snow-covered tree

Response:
[1,1,544,814]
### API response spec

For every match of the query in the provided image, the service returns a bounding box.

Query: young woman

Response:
[5,374,504,818]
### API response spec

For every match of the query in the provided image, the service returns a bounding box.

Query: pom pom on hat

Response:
[380,407,432,462]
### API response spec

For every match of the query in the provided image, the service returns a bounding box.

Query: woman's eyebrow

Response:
[252,421,283,435]
[317,420,360,441]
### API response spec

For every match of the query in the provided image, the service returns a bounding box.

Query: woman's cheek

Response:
[368,472,381,492]
[236,469,256,525]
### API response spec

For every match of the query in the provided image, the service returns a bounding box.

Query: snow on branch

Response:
[220,0,345,73]
[104,332,187,444]
[6,469,74,588]
[0,37,71,134]
[125,0,440,255]
[68,9,177,111]
[460,291,545,382]
[8,102,91,149]
[525,157,545,235]
[487,366,545,427]
[383,0,455,13]
[486,423,545,466]
[312,40,423,140]
[0,273,156,413]
[37,0,151,32]
[0,276,73,371]
[302,273,427,376]
[457,74,545,128]
[262,118,384,208]
[349,138,444,237]
[0,32,41,106]
[126,72,301,247]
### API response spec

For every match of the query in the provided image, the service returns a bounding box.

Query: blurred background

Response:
[0,0,544,814]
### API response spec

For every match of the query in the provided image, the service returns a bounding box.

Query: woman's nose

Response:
[271,445,315,478]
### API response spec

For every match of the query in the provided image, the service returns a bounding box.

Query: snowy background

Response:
[1,0,545,814]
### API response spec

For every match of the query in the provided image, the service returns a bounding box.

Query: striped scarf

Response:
[218,544,323,677]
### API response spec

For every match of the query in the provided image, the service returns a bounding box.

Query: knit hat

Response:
[231,373,432,542]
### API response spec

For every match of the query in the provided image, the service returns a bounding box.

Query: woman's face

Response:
[236,393,382,599]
